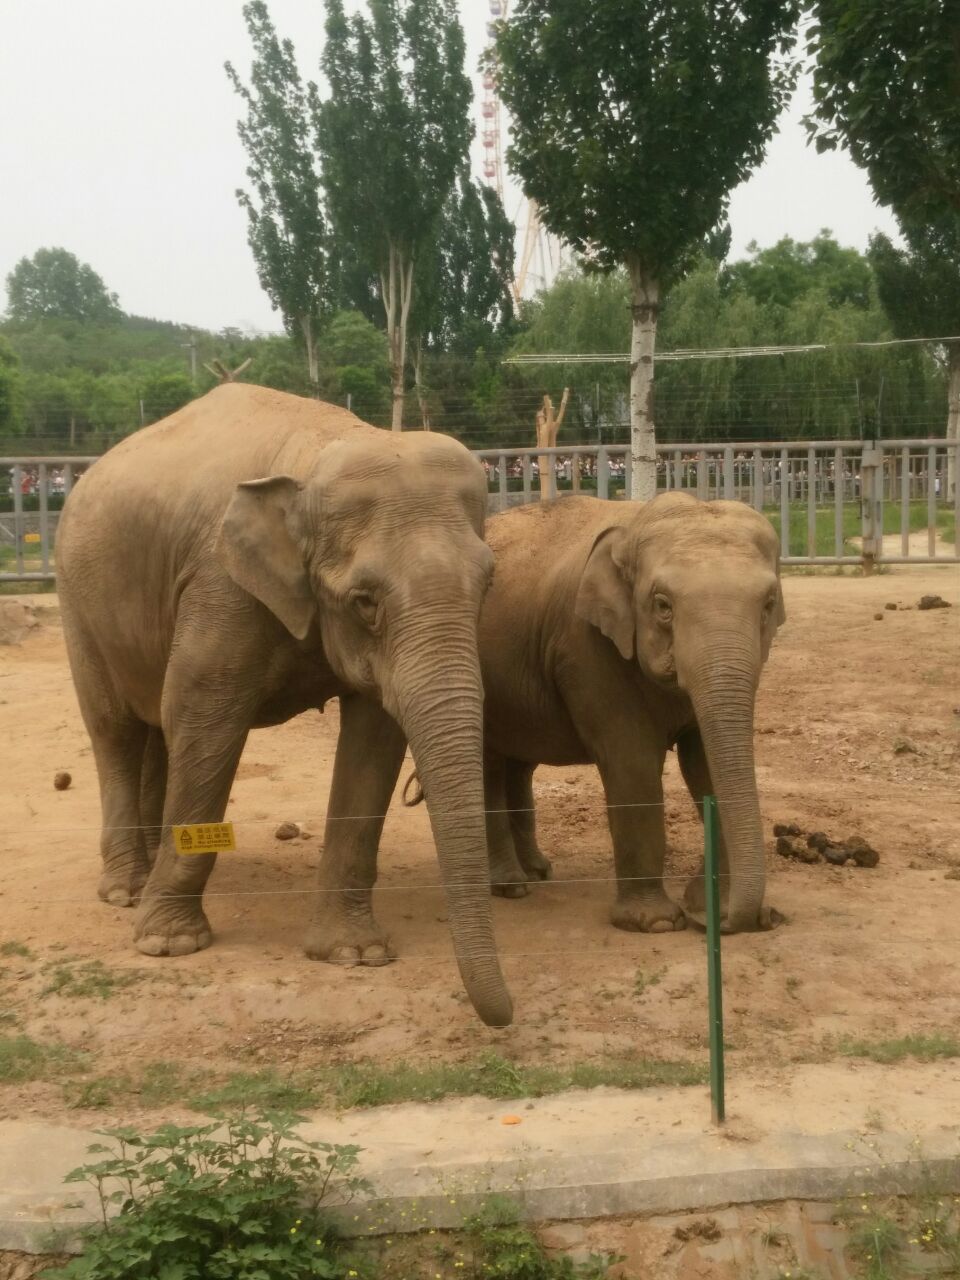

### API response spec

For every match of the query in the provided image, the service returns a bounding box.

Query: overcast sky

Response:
[0,0,899,335]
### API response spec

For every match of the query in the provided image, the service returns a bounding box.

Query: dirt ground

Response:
[0,565,958,1128]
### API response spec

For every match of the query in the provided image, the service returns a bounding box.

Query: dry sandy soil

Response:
[0,565,958,1128]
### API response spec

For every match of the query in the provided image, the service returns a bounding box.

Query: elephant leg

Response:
[140,726,167,871]
[91,712,152,908]
[305,694,407,966]
[504,760,552,881]
[66,630,151,907]
[134,634,255,957]
[485,749,529,898]
[599,748,685,934]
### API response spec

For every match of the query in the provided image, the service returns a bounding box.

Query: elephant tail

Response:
[401,770,425,807]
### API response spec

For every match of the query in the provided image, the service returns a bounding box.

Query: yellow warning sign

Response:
[23,532,41,544]
[173,822,236,855]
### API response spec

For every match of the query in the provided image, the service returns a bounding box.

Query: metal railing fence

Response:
[476,439,960,567]
[2,442,958,582]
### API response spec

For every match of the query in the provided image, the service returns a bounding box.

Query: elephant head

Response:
[575,491,785,932]
[215,433,512,1026]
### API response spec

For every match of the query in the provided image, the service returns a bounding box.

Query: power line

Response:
[504,334,960,365]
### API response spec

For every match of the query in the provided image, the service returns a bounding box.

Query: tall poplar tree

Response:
[315,0,472,429]
[227,2,329,388]
[495,0,799,497]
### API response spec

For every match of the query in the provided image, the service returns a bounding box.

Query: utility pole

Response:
[180,338,198,383]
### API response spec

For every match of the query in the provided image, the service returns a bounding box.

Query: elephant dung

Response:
[274,821,300,840]
[53,771,72,791]
[773,822,803,838]
[918,594,951,610]
[776,835,820,864]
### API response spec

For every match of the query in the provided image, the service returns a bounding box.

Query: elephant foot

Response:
[518,849,553,881]
[611,892,686,933]
[98,867,148,908]
[134,896,212,956]
[682,876,783,932]
[304,915,394,967]
[489,858,530,899]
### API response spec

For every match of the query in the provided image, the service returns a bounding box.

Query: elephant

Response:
[55,383,512,1027]
[475,491,786,934]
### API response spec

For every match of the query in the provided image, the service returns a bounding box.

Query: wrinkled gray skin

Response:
[56,384,512,1027]
[477,493,785,934]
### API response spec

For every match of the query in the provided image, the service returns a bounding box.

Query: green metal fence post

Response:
[704,795,725,1124]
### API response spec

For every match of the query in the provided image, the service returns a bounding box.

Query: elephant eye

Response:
[350,590,380,628]
[653,593,672,623]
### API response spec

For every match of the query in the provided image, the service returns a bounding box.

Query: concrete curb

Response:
[2,1083,960,1256]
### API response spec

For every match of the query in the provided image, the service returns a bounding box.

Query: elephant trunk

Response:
[680,628,766,932]
[387,619,513,1028]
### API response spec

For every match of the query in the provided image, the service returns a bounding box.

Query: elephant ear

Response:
[574,526,635,660]
[775,577,787,628]
[216,476,316,641]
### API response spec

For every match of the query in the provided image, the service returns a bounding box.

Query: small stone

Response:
[53,771,72,791]
[918,595,951,610]
[873,612,883,621]
[884,602,898,610]
[274,821,300,840]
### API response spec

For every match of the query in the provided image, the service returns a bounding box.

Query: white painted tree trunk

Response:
[627,261,660,501]
[947,345,960,501]
[299,314,319,392]
[413,340,431,429]
[382,241,415,431]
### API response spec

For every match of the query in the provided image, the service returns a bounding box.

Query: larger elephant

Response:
[56,383,512,1027]
[476,492,785,933]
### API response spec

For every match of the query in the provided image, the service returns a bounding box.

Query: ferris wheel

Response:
[480,0,564,303]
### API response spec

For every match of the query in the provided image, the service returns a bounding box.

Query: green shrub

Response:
[46,1107,371,1280]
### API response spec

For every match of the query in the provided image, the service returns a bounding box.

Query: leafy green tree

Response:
[409,169,515,425]
[317,308,391,420]
[315,0,473,429]
[805,0,960,227]
[723,231,874,310]
[870,223,960,492]
[5,248,121,325]
[227,1,330,388]
[495,0,799,497]
[0,337,23,433]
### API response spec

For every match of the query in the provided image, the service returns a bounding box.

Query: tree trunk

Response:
[382,241,415,431]
[300,314,319,394]
[413,340,431,430]
[947,345,960,501]
[627,259,660,501]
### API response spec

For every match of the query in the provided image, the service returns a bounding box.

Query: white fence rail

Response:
[2,442,958,582]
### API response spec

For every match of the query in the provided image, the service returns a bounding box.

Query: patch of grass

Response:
[191,1068,321,1114]
[837,1033,960,1064]
[0,940,32,958]
[64,1061,209,1111]
[320,1051,707,1109]
[633,966,666,998]
[767,499,955,559]
[41,959,144,1001]
[66,1075,129,1110]
[185,1053,706,1115]
[0,1033,84,1083]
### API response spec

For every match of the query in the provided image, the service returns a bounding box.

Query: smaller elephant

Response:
[476,491,786,933]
